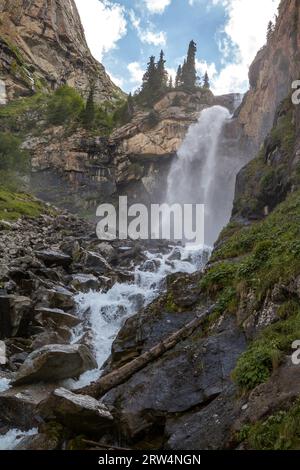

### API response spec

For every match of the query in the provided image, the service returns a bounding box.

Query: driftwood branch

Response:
[77,306,213,399]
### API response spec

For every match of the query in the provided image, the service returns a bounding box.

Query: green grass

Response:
[238,401,300,450]
[232,305,300,390]
[0,189,45,220]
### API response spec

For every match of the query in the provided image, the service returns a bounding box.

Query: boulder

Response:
[37,287,75,311]
[70,274,102,293]
[34,307,81,328]
[0,295,32,339]
[0,383,55,429]
[35,250,72,267]
[103,316,246,440]
[81,251,112,275]
[13,344,97,386]
[40,387,114,435]
[95,243,117,263]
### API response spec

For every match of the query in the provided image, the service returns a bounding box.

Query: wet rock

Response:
[31,329,71,349]
[35,250,72,268]
[0,295,32,339]
[103,316,246,440]
[70,274,102,293]
[34,307,81,328]
[40,388,114,435]
[95,243,117,263]
[0,383,55,429]
[165,385,238,450]
[81,251,112,275]
[15,433,58,450]
[36,287,75,312]
[13,344,97,386]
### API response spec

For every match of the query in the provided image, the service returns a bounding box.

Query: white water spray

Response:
[166,105,245,246]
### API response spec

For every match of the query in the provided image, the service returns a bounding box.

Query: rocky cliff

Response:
[24,90,241,213]
[0,0,123,102]
[237,0,300,147]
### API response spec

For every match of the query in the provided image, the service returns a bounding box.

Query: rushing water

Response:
[0,428,37,450]
[68,245,210,388]
[166,105,246,246]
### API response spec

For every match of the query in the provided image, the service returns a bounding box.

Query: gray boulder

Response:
[13,344,97,386]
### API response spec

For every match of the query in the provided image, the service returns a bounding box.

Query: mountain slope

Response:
[0,0,123,102]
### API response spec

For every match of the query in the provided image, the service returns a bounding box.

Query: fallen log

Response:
[77,305,214,399]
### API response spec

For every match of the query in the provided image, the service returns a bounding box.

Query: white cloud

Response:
[129,10,167,46]
[74,0,127,61]
[144,0,172,14]
[208,0,280,94]
[196,59,217,80]
[128,62,144,84]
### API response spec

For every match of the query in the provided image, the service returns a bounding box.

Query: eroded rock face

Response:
[39,387,114,435]
[237,0,300,147]
[13,344,97,385]
[0,0,122,102]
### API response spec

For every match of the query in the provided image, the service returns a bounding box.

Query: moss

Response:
[238,401,300,450]
[232,308,300,391]
[0,189,45,220]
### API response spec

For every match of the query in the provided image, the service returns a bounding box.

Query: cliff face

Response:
[237,0,300,147]
[25,90,240,213]
[0,0,122,102]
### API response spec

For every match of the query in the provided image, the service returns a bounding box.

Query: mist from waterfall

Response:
[166,105,245,246]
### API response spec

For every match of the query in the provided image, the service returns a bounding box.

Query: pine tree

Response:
[82,83,95,129]
[203,71,210,89]
[127,92,134,116]
[168,76,173,89]
[182,40,197,90]
[175,65,182,88]
[140,55,157,104]
[267,20,274,41]
[156,50,168,92]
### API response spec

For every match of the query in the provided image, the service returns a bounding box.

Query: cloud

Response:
[144,0,172,14]
[128,62,144,85]
[74,0,127,61]
[211,0,280,94]
[129,10,167,46]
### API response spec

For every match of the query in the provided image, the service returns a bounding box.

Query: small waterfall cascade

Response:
[166,105,246,246]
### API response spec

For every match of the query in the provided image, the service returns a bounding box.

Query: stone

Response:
[35,250,72,267]
[13,344,97,386]
[40,387,114,435]
[70,274,102,293]
[37,287,75,311]
[0,295,32,339]
[103,316,246,440]
[0,383,55,429]
[81,251,112,275]
[34,307,81,328]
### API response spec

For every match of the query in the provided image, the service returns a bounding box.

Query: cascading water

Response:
[166,105,245,246]
[68,104,248,389]
[68,245,209,388]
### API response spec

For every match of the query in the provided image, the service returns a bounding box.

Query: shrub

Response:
[47,85,84,125]
[0,132,29,172]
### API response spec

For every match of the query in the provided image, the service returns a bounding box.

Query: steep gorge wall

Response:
[238,0,300,148]
[0,0,122,102]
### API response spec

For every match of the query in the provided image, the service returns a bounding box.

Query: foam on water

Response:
[0,428,37,450]
[68,245,209,389]
[0,378,11,392]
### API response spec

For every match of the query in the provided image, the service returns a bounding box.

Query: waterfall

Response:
[166,105,244,246]
[66,104,247,390]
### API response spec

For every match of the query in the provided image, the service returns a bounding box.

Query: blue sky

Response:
[75,0,280,95]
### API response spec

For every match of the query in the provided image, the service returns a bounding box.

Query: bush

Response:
[0,132,29,172]
[47,85,84,125]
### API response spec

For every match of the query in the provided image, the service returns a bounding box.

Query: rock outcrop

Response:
[0,0,123,102]
[237,0,300,148]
